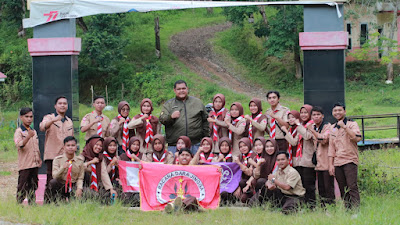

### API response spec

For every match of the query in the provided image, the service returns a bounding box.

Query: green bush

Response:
[359,161,400,195]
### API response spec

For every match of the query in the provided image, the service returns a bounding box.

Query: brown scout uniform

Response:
[14,125,42,204]
[52,154,85,190]
[127,118,161,154]
[80,112,110,140]
[275,165,306,197]
[328,118,362,208]
[265,104,289,150]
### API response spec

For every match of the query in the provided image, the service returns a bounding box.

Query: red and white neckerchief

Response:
[272,161,279,175]
[229,116,244,140]
[269,110,279,139]
[220,152,232,162]
[211,108,225,141]
[90,164,98,192]
[287,125,297,166]
[142,114,154,149]
[92,111,103,137]
[153,150,167,162]
[242,151,253,166]
[296,120,314,158]
[255,154,262,163]
[249,112,263,144]
[118,114,130,152]
[65,160,73,193]
[127,150,140,161]
[103,151,115,181]
[200,152,214,163]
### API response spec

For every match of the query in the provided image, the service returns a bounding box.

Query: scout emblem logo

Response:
[219,164,233,189]
[156,170,205,204]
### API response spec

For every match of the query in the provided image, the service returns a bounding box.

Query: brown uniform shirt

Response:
[313,123,331,171]
[127,118,162,154]
[265,104,289,139]
[80,112,110,140]
[328,119,361,167]
[52,154,85,189]
[83,160,114,190]
[40,113,74,160]
[217,118,246,156]
[14,126,42,171]
[293,125,315,168]
[276,165,305,196]
[250,118,267,140]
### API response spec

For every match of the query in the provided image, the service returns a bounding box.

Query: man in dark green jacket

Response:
[160,80,209,154]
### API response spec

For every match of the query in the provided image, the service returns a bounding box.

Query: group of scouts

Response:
[14,80,362,213]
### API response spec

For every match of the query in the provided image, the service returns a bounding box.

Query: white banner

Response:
[23,0,340,28]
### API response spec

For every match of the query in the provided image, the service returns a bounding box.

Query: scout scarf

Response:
[229,116,244,140]
[103,151,115,181]
[287,125,297,166]
[269,110,279,139]
[117,114,130,152]
[220,152,232,162]
[249,112,263,144]
[141,113,154,149]
[127,150,140,162]
[200,152,214,163]
[65,159,73,193]
[90,164,98,192]
[255,154,262,163]
[92,111,103,137]
[153,150,167,162]
[242,151,253,166]
[296,120,314,158]
[211,107,225,141]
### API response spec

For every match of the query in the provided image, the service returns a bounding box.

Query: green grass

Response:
[0,193,398,224]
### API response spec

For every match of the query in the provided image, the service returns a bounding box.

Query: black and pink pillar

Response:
[300,4,348,122]
[27,19,80,174]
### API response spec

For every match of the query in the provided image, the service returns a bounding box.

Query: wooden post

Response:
[155,16,161,59]
[106,85,109,105]
[121,83,124,100]
[91,85,94,104]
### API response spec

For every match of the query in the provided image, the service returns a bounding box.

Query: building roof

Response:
[0,72,6,79]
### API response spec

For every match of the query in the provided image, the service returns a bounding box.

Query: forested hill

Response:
[1,5,399,117]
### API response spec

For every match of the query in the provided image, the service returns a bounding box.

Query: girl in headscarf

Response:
[222,102,246,156]
[281,110,301,166]
[81,135,117,200]
[249,137,279,205]
[244,98,267,143]
[118,137,143,207]
[128,98,161,154]
[102,137,119,185]
[145,134,174,164]
[293,104,316,207]
[213,137,233,162]
[190,137,215,165]
[108,101,135,155]
[207,94,228,153]
[174,136,192,164]
[119,137,145,162]
[233,137,255,203]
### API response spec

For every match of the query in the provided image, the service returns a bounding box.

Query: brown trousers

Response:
[239,178,254,203]
[276,139,288,152]
[294,166,316,207]
[47,178,77,203]
[335,163,360,209]
[17,167,39,204]
[266,189,303,214]
[316,170,335,206]
[44,160,53,203]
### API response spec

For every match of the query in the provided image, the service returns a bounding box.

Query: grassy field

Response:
[0,195,399,225]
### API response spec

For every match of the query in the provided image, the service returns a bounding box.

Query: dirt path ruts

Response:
[169,22,267,99]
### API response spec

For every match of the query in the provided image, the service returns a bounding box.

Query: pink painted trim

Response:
[28,38,81,56]
[299,31,348,50]
[397,17,400,47]
[0,72,6,79]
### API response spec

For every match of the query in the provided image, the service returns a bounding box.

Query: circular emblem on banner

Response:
[156,171,205,204]
[219,164,233,188]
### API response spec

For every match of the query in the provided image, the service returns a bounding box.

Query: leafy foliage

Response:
[264,6,303,58]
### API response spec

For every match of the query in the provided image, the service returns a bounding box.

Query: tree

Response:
[265,5,303,79]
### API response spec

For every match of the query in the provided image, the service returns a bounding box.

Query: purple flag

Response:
[205,162,242,193]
